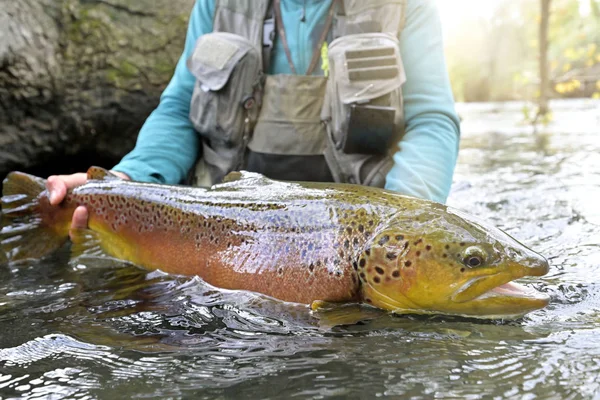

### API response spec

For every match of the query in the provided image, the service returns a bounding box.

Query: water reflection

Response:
[1,100,600,398]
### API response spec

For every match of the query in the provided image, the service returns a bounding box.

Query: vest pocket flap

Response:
[187,32,256,91]
[329,33,405,104]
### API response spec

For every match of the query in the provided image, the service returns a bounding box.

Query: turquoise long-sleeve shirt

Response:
[113,0,460,203]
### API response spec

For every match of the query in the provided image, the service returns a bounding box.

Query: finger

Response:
[46,176,67,206]
[58,173,87,189]
[71,206,89,231]
[46,173,87,206]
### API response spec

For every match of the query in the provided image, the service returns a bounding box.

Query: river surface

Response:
[1,99,600,399]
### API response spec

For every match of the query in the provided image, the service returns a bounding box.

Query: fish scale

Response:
[0,167,551,318]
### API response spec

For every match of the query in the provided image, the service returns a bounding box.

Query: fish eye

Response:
[462,246,487,268]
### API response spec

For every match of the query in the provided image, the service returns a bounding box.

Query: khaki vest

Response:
[188,0,408,187]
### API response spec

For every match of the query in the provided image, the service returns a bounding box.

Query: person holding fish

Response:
[2,0,553,319]
[46,0,461,233]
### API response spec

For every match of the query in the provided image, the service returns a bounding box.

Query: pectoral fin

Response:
[69,228,105,259]
[311,301,385,328]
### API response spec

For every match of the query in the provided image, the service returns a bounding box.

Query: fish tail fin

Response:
[1,172,70,262]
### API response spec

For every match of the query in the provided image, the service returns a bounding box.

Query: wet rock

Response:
[0,0,194,180]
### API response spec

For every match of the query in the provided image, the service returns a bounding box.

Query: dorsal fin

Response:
[217,171,273,189]
[222,171,267,183]
[86,167,122,181]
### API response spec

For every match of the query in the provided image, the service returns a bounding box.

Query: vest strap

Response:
[273,0,338,76]
[306,0,338,76]
[262,0,275,72]
[273,0,297,74]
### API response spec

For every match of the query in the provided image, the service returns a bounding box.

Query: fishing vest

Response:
[187,0,407,187]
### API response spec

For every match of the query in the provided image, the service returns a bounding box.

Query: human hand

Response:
[46,171,130,232]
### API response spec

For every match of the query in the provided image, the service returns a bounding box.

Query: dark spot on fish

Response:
[378,235,390,246]
[344,240,350,249]
[353,237,359,246]
[278,267,283,275]
[359,258,366,268]
[456,253,461,258]
[335,271,342,277]
[460,242,465,246]
[360,272,366,280]
[386,252,397,260]
[426,245,432,251]
[404,261,412,267]
[358,224,364,233]
[365,249,371,256]
[309,264,315,272]
[316,260,322,267]
[445,244,450,250]
[346,227,352,235]
[414,239,423,246]
[368,220,374,226]
[395,235,404,241]
[416,251,421,257]
[373,276,381,284]
[364,231,372,238]
[392,270,401,278]
[365,298,372,304]
[443,253,447,258]
[353,261,359,270]
[375,266,385,275]
[460,267,465,272]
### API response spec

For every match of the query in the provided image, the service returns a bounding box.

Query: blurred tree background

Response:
[440,0,600,103]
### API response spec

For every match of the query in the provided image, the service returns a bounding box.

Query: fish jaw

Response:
[453,281,550,319]
[443,258,550,318]
[363,272,550,320]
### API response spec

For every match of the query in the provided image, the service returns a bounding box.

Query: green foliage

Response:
[445,0,600,102]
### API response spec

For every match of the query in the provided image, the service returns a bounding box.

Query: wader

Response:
[187,0,407,187]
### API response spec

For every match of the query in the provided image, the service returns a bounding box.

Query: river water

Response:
[1,99,600,399]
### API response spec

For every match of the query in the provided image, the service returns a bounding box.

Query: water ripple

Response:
[2,102,600,399]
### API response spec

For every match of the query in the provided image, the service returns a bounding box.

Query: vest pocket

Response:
[187,32,262,147]
[249,75,328,156]
[321,33,405,186]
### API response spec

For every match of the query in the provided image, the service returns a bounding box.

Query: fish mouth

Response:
[449,261,550,318]
[471,280,549,302]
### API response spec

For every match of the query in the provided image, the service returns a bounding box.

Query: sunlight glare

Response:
[437,0,505,33]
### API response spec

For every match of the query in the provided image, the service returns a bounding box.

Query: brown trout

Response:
[0,167,550,319]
